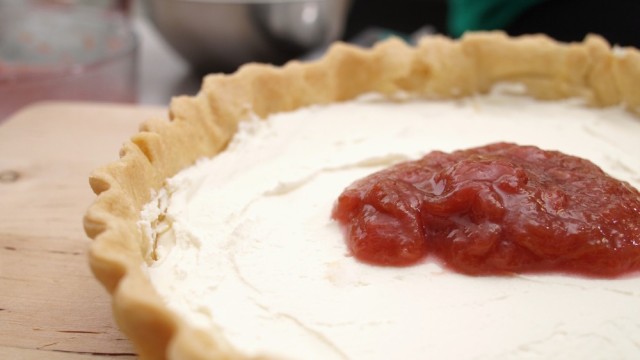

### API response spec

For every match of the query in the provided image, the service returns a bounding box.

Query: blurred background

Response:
[1,0,638,121]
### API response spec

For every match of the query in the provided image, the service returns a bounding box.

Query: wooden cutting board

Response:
[0,102,168,359]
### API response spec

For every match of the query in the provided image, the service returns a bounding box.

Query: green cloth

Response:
[448,0,546,38]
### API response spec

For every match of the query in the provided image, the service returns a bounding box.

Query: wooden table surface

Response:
[0,102,167,359]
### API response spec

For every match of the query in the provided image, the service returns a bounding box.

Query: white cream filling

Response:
[140,89,640,360]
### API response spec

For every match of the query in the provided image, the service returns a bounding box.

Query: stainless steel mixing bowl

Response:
[144,0,351,73]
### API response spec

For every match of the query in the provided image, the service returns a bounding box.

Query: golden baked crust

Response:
[83,32,640,360]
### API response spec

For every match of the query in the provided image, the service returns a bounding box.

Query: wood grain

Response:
[0,102,167,359]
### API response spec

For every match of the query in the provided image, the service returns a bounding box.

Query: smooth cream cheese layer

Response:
[141,89,640,360]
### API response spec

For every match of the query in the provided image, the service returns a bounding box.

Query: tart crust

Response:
[84,32,640,360]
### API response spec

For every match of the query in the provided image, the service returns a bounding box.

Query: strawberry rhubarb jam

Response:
[333,142,640,277]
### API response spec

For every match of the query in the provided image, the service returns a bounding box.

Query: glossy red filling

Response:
[332,143,640,277]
